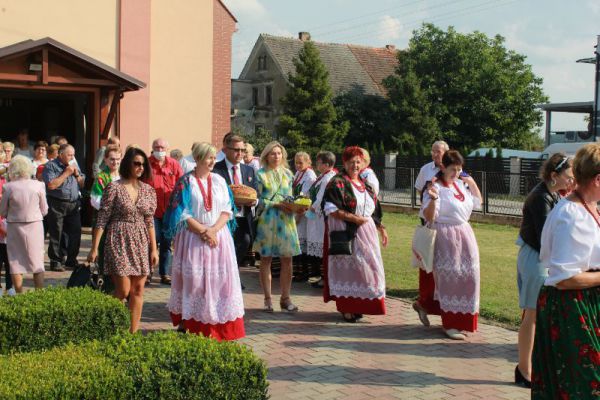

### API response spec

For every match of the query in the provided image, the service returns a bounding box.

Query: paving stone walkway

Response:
[22,232,528,400]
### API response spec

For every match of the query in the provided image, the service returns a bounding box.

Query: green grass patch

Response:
[382,213,521,328]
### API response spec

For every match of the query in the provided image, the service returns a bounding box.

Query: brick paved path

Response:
[20,232,528,400]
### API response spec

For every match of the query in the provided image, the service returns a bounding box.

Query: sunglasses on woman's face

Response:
[132,161,144,167]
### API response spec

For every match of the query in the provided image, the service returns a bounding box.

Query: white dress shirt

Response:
[415,161,440,192]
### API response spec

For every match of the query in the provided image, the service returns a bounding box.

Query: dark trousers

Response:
[233,217,252,267]
[153,217,172,276]
[0,243,12,290]
[47,197,81,267]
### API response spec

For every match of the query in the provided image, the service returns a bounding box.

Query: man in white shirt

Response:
[412,140,449,327]
[414,140,449,196]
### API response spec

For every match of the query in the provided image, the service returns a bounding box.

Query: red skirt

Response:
[322,222,386,315]
[170,313,245,341]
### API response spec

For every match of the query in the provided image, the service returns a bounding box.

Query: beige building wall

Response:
[149,0,214,155]
[0,0,119,67]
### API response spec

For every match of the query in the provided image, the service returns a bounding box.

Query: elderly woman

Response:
[306,151,337,287]
[253,141,301,312]
[422,150,482,340]
[359,148,380,197]
[87,147,158,333]
[3,142,14,164]
[243,143,260,172]
[323,146,388,322]
[163,142,244,340]
[515,153,573,388]
[0,155,48,293]
[292,151,317,282]
[531,143,600,398]
[31,141,48,169]
[14,129,33,159]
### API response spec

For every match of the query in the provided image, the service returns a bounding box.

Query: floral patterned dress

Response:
[253,167,301,257]
[95,181,157,276]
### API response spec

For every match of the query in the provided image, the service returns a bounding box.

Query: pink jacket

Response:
[0,179,48,223]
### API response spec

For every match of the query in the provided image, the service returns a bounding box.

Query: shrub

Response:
[0,332,269,400]
[0,344,132,399]
[90,332,269,400]
[0,286,129,354]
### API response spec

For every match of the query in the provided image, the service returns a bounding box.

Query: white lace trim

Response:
[436,294,479,315]
[306,241,323,257]
[328,281,385,300]
[167,287,244,325]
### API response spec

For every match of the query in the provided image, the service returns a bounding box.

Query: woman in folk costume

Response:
[164,142,244,340]
[421,150,482,340]
[89,145,121,289]
[323,146,388,323]
[292,151,317,282]
[306,151,337,288]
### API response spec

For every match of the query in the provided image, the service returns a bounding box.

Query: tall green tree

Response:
[383,23,548,154]
[278,40,349,155]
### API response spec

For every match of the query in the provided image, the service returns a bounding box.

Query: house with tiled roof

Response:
[232,32,399,136]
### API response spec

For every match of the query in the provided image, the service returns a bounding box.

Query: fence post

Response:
[410,167,416,208]
[482,171,488,215]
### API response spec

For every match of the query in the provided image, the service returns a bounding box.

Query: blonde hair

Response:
[361,148,371,166]
[260,141,289,169]
[295,151,311,165]
[0,148,5,163]
[8,155,33,180]
[245,143,254,157]
[3,142,14,151]
[573,143,600,186]
[192,142,216,163]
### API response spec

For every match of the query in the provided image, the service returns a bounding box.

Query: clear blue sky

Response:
[223,0,599,132]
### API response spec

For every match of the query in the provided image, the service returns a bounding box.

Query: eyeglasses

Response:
[228,147,247,153]
[132,161,144,167]
[107,158,120,163]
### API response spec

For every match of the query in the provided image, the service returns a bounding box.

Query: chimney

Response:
[385,44,396,51]
[299,32,311,42]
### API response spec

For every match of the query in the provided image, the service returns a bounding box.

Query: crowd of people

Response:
[0,127,599,397]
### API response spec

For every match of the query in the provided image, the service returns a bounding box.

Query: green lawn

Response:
[382,212,521,328]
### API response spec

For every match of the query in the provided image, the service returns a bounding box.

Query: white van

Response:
[541,142,590,158]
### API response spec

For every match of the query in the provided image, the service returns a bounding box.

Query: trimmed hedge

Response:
[0,332,269,400]
[0,287,129,354]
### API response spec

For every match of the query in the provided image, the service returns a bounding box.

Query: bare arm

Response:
[556,271,600,290]
[330,209,368,226]
[47,168,73,190]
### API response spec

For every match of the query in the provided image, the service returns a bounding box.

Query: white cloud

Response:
[377,15,402,42]
[587,0,600,15]
[221,0,266,17]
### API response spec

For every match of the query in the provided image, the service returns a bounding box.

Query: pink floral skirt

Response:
[432,222,480,319]
[167,226,245,341]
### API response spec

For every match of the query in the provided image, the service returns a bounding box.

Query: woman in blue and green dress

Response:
[90,144,121,285]
[532,143,600,398]
[253,141,301,313]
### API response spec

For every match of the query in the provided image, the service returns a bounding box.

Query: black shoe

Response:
[50,261,65,272]
[514,365,531,388]
[241,282,246,291]
[342,313,357,323]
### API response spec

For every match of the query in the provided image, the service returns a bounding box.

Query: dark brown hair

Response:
[119,147,152,181]
[224,134,245,147]
[441,150,464,168]
[540,152,572,182]
[34,141,48,151]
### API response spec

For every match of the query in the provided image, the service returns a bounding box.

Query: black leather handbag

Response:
[329,231,354,255]
[67,263,105,291]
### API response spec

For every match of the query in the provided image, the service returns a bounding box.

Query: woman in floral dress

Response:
[88,147,158,333]
[164,142,244,340]
[253,141,301,312]
[532,143,600,398]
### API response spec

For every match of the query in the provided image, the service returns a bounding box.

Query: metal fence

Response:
[371,166,535,217]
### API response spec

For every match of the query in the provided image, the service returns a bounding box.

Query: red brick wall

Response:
[212,0,236,146]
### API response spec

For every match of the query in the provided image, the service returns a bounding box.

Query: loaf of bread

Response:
[230,184,257,202]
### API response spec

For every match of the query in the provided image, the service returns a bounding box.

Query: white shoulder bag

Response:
[411,223,436,273]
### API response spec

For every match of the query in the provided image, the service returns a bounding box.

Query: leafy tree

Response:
[236,126,274,155]
[334,90,396,151]
[383,23,548,154]
[277,40,349,155]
